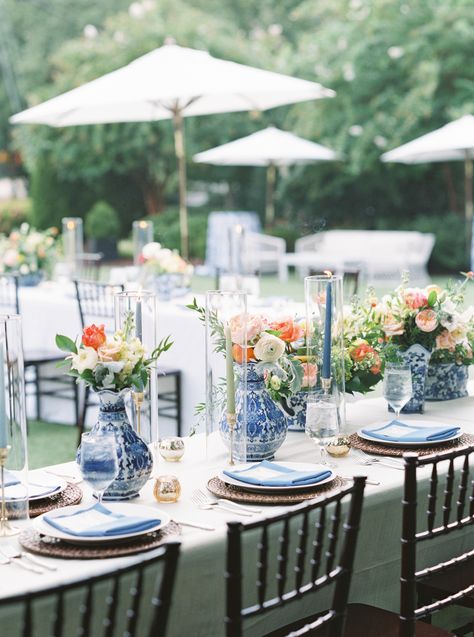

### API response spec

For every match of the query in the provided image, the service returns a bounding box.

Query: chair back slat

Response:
[104,575,120,637]
[456,454,470,522]
[0,542,179,637]
[257,524,269,608]
[442,458,455,528]
[400,446,474,637]
[295,510,309,594]
[80,583,93,637]
[226,477,366,637]
[277,518,289,601]
[74,279,124,328]
[427,462,437,532]
[325,499,341,575]
[311,507,326,583]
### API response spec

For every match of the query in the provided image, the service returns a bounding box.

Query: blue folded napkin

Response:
[224,460,332,487]
[362,421,461,443]
[44,503,161,537]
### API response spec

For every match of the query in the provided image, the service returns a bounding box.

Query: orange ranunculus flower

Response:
[268,317,304,343]
[370,352,382,375]
[350,342,373,363]
[82,324,106,350]
[232,344,255,364]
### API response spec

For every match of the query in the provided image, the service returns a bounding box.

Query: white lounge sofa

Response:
[242,232,287,274]
[279,230,435,284]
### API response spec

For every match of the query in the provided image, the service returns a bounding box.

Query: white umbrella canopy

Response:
[194,126,339,225]
[381,114,474,264]
[10,44,334,256]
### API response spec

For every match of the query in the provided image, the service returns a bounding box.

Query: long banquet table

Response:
[1,388,473,636]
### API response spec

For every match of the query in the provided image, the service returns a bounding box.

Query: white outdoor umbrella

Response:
[10,43,334,258]
[194,126,339,226]
[381,114,474,263]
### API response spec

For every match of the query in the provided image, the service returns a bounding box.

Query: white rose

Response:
[254,333,286,363]
[270,375,281,390]
[142,242,161,260]
[70,346,98,374]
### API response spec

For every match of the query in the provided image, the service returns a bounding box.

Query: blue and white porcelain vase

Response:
[220,362,288,461]
[285,391,309,431]
[395,344,432,414]
[77,389,153,500]
[424,363,469,401]
[17,271,43,287]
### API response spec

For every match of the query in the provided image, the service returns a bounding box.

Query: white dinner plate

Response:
[357,420,462,447]
[5,470,67,502]
[33,502,170,545]
[219,461,334,493]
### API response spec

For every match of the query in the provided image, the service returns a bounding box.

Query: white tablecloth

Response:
[1,388,473,636]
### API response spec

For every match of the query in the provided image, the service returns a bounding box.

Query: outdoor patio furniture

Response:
[242,231,286,274]
[205,211,261,274]
[279,230,435,284]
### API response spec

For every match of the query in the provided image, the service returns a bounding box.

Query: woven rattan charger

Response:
[349,432,474,457]
[207,475,347,505]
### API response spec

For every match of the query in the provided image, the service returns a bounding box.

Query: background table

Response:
[0,388,473,636]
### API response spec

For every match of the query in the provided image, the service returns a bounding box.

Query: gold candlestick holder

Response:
[0,446,19,537]
[227,413,237,465]
[132,391,144,436]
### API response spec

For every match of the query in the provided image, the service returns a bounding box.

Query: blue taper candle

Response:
[322,280,332,379]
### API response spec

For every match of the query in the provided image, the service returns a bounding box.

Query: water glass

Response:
[80,432,119,503]
[383,363,413,418]
[305,394,339,465]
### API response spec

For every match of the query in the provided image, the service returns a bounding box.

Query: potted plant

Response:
[85,201,121,260]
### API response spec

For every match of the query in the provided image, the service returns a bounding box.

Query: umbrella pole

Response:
[172,110,189,260]
[464,152,473,268]
[265,163,276,228]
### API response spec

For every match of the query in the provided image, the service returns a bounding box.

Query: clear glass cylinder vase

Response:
[0,314,29,533]
[61,217,83,277]
[304,274,346,431]
[205,291,248,463]
[114,290,158,446]
[132,220,154,266]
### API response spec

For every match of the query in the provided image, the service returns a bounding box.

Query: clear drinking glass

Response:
[383,363,413,418]
[305,394,339,465]
[80,432,118,503]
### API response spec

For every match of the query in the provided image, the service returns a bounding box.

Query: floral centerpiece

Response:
[0,223,58,285]
[189,299,304,458]
[139,241,193,300]
[56,318,172,499]
[362,272,474,408]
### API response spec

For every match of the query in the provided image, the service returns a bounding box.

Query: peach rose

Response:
[435,329,457,352]
[97,342,122,362]
[301,363,318,388]
[383,314,405,336]
[268,317,304,343]
[404,289,428,310]
[415,309,438,333]
[229,313,265,345]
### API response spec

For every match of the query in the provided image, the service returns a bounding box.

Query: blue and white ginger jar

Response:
[220,362,288,461]
[77,389,153,500]
[424,363,469,401]
[393,344,432,414]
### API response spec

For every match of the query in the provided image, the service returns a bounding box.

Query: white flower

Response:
[270,375,281,390]
[254,333,286,363]
[70,347,98,374]
[142,242,162,260]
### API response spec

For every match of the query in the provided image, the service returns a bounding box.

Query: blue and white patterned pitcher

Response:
[77,389,153,500]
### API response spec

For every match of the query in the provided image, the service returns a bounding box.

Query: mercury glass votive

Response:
[326,436,351,457]
[159,437,185,462]
[153,475,181,503]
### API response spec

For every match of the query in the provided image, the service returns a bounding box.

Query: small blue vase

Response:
[220,362,288,461]
[77,390,153,500]
[425,363,469,401]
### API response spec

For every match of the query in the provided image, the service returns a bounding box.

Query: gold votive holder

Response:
[158,437,185,462]
[153,475,181,503]
[326,436,351,457]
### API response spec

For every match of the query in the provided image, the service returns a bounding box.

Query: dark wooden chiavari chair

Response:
[342,446,474,637]
[74,279,182,437]
[0,542,180,637]
[0,273,79,425]
[225,476,367,637]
